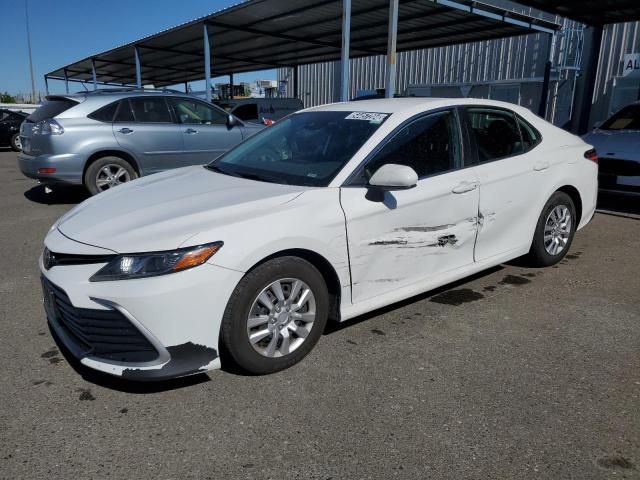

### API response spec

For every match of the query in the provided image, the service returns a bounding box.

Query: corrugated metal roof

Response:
[46,0,559,87]
[513,0,640,26]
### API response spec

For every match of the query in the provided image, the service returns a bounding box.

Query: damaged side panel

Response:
[340,168,481,304]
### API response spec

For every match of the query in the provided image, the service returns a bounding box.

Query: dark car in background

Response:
[0,109,27,151]
[583,102,640,196]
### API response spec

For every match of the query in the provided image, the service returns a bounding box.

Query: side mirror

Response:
[226,114,238,130]
[368,164,418,190]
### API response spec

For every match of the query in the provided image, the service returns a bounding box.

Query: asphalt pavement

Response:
[1,149,639,479]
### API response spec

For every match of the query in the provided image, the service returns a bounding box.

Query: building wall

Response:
[591,21,640,123]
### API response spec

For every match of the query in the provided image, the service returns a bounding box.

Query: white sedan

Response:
[40,98,598,379]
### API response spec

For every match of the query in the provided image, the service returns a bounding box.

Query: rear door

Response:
[112,97,184,174]
[340,109,480,303]
[462,106,546,261]
[169,97,243,165]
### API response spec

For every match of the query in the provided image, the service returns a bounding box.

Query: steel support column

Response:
[64,68,69,94]
[134,46,142,88]
[91,59,98,90]
[574,25,603,134]
[538,32,556,118]
[385,0,399,98]
[293,65,299,99]
[340,0,351,102]
[230,73,234,99]
[204,24,212,102]
[44,76,49,96]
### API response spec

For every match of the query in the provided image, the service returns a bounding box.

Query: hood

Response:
[57,166,306,253]
[582,130,640,160]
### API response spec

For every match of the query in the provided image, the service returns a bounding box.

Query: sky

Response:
[0,0,276,96]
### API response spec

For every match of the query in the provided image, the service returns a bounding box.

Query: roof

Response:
[305,96,540,114]
[46,0,559,87]
[513,0,640,26]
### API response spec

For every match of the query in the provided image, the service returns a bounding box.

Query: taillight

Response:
[584,149,598,163]
[32,119,64,136]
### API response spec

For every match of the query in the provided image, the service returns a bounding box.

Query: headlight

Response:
[89,242,223,282]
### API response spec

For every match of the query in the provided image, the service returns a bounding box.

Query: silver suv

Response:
[18,89,262,194]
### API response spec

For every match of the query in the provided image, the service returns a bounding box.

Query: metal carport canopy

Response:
[511,0,640,26]
[46,0,558,90]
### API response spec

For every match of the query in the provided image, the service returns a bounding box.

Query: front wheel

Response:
[221,256,329,374]
[10,133,21,152]
[525,191,576,267]
[84,156,137,195]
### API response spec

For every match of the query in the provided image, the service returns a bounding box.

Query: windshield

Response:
[601,104,640,131]
[208,111,389,186]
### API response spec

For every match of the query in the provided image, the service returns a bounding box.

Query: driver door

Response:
[340,109,480,303]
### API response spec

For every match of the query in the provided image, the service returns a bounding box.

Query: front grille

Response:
[599,157,640,176]
[43,248,115,270]
[42,276,158,363]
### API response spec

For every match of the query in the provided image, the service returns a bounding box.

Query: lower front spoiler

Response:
[47,310,220,382]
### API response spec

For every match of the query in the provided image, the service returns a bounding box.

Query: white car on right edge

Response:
[40,98,597,380]
[583,102,640,196]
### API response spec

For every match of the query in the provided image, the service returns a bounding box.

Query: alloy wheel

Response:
[544,205,572,255]
[95,164,131,191]
[246,278,316,358]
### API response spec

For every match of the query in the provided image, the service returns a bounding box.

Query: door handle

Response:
[185,128,198,134]
[533,162,550,171]
[118,127,134,134]
[452,181,479,194]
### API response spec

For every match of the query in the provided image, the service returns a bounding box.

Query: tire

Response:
[10,133,21,152]
[84,156,137,195]
[221,256,329,374]
[525,191,576,267]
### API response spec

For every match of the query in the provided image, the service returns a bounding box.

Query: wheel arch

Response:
[556,184,583,225]
[246,248,342,322]
[82,150,141,181]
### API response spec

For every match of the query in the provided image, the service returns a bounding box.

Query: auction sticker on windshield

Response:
[345,112,388,123]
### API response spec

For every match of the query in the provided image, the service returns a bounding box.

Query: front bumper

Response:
[18,151,85,185]
[40,253,243,381]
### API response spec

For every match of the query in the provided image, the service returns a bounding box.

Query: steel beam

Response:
[538,32,557,118]
[340,0,351,102]
[385,0,399,98]
[91,58,98,90]
[204,24,212,102]
[134,46,142,87]
[575,25,603,134]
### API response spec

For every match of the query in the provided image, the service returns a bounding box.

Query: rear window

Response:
[232,103,259,121]
[601,104,640,131]
[28,98,78,122]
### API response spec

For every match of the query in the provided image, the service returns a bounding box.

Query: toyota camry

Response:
[40,98,598,380]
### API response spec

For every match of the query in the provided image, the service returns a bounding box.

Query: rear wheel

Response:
[525,191,576,267]
[84,156,137,195]
[221,256,329,374]
[10,133,21,152]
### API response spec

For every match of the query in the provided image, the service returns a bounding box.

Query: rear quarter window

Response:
[88,101,119,122]
[28,98,79,122]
